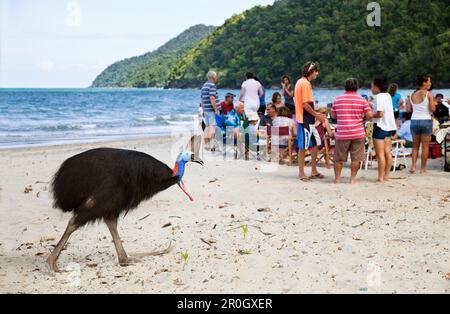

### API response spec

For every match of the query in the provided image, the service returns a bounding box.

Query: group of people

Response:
[199,63,449,184]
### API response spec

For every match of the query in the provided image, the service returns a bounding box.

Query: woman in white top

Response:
[407,75,436,174]
[239,72,263,115]
[371,78,397,183]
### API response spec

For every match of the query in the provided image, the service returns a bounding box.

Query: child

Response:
[272,106,297,164]
[315,107,334,139]
[247,112,266,146]
[315,107,335,168]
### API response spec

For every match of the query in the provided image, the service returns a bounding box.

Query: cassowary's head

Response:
[172,150,204,202]
[178,151,204,165]
[173,151,204,179]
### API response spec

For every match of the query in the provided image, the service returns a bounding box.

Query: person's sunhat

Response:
[248,112,260,122]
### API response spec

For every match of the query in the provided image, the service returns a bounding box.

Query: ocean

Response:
[1,88,449,149]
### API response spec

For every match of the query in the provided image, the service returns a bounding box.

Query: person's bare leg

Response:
[334,161,343,184]
[47,216,79,272]
[210,126,217,150]
[234,129,244,157]
[410,135,421,173]
[384,137,393,181]
[420,135,431,174]
[298,150,308,181]
[325,154,332,169]
[350,161,360,185]
[105,217,130,266]
[374,140,386,183]
[204,126,211,150]
[310,146,321,176]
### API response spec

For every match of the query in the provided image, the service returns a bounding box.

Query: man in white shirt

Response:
[239,72,263,115]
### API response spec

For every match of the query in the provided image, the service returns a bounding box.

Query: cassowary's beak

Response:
[190,154,204,166]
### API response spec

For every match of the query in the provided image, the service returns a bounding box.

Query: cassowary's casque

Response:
[47,136,203,272]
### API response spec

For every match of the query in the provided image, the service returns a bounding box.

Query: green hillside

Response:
[167,0,450,88]
[91,24,216,88]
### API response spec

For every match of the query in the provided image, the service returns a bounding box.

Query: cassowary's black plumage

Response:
[52,148,179,226]
[46,135,202,272]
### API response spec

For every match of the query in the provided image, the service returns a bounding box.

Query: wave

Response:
[39,124,98,131]
[134,114,197,126]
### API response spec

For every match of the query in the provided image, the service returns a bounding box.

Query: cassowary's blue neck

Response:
[172,160,187,181]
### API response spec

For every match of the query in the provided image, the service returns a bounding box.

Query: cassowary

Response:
[47,136,203,272]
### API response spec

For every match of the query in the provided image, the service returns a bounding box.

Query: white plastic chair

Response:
[392,140,409,173]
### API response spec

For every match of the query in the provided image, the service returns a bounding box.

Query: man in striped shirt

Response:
[331,78,373,184]
[201,71,220,151]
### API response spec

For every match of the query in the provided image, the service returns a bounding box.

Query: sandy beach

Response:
[0,136,449,294]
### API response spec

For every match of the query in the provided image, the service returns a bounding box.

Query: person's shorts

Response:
[203,111,217,127]
[334,138,366,163]
[410,119,432,137]
[394,110,400,119]
[297,123,318,150]
[373,124,395,140]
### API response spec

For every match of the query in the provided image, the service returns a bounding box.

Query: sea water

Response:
[1,88,448,149]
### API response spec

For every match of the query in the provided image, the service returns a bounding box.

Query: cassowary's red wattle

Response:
[172,150,198,202]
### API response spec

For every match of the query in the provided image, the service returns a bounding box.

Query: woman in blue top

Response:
[388,83,404,127]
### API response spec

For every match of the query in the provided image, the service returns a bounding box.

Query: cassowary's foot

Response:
[118,256,141,267]
[130,242,174,259]
[46,216,79,273]
[47,255,61,273]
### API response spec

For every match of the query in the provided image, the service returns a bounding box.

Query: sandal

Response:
[392,164,406,171]
[310,173,325,179]
[299,177,310,182]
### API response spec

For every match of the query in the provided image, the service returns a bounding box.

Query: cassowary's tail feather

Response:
[51,173,77,212]
[51,168,65,210]
[51,159,87,212]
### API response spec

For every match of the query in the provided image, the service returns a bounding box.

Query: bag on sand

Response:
[429,142,443,159]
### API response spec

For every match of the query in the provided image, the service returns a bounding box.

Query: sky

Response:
[0,0,275,88]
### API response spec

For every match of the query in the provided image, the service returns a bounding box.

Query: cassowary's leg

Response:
[47,216,79,272]
[104,217,129,266]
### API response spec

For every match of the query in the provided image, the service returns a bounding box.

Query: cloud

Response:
[66,1,82,28]
[35,60,107,74]
[37,60,55,72]
[70,62,107,73]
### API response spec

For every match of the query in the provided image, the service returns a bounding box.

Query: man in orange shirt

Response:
[295,61,326,182]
